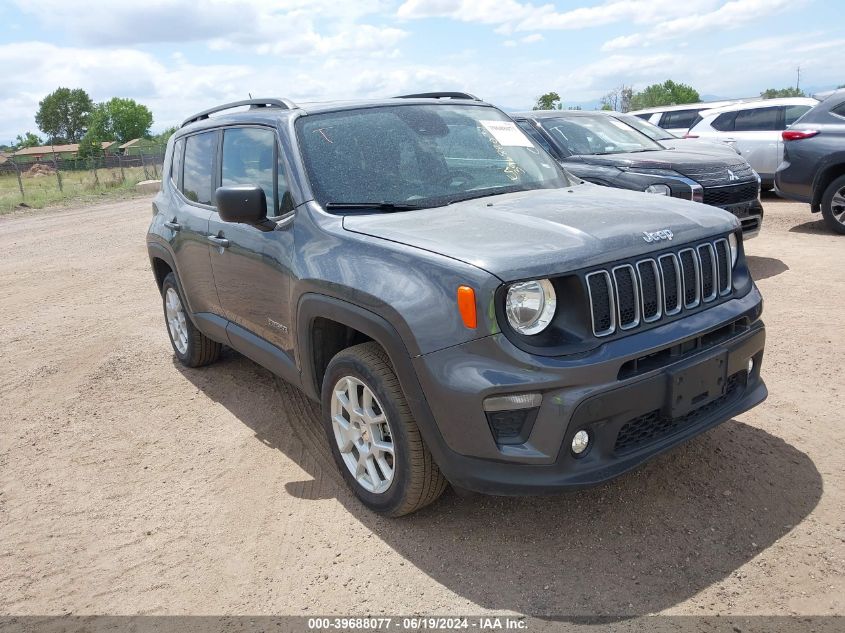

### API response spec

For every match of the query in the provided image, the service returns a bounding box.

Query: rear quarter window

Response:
[829,102,845,119]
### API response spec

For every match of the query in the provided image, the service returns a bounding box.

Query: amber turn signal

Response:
[456,285,477,329]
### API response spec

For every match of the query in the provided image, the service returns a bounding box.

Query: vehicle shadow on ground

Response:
[176,351,821,618]
[747,255,789,281]
[789,218,833,235]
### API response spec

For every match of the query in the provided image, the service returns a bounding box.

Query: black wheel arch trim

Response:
[296,292,459,480]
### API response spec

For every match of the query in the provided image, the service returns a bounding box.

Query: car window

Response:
[540,115,664,156]
[222,127,277,216]
[733,107,781,132]
[516,120,555,154]
[832,102,845,119]
[711,112,736,132]
[182,132,216,205]
[785,105,812,126]
[296,104,571,209]
[171,138,184,188]
[659,109,699,130]
[618,114,675,140]
[633,113,652,120]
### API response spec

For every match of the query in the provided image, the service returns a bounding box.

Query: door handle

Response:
[207,235,230,248]
[164,220,181,231]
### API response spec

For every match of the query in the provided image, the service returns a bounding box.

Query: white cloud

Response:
[602,0,799,51]
[503,33,543,47]
[12,0,404,58]
[397,0,718,33]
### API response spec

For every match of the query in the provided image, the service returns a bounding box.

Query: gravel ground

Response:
[0,195,842,618]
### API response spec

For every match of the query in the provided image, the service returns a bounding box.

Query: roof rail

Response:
[394,91,481,101]
[181,98,298,128]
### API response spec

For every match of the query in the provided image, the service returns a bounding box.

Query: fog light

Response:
[747,358,754,374]
[571,430,590,455]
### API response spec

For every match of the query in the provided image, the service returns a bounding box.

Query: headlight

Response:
[644,184,671,196]
[728,233,739,267]
[505,279,556,335]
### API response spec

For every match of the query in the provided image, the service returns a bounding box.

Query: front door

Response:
[207,126,296,356]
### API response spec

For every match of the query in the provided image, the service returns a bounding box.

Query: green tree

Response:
[760,87,805,99]
[152,125,178,145]
[533,91,563,110]
[629,80,700,111]
[35,87,94,143]
[77,128,105,159]
[14,131,43,149]
[88,97,154,143]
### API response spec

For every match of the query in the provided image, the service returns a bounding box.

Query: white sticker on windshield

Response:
[480,120,534,147]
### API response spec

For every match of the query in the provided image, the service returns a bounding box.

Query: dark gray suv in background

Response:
[513,111,764,237]
[147,93,767,516]
[775,88,845,234]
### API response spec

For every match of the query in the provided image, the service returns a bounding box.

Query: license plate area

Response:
[667,349,728,418]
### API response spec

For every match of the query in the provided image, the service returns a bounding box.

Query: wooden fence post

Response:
[14,161,25,201]
[117,154,126,183]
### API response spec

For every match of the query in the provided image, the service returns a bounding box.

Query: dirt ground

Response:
[0,195,842,618]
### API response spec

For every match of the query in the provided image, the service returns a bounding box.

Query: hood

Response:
[342,184,738,281]
[563,149,755,187]
[659,138,740,157]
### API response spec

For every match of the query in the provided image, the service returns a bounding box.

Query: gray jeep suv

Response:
[147,93,767,516]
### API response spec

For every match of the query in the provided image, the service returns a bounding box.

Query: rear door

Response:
[167,132,221,316]
[207,125,297,356]
[731,106,782,178]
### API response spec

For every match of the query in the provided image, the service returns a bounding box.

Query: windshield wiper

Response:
[324,202,426,213]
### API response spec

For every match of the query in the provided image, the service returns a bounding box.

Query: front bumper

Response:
[722,199,763,238]
[412,288,767,494]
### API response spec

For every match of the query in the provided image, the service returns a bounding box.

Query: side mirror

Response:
[215,185,266,224]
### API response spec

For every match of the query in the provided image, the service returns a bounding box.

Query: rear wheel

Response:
[161,272,221,367]
[321,342,447,516]
[820,175,845,235]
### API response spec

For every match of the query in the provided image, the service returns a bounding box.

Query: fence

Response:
[0,146,166,213]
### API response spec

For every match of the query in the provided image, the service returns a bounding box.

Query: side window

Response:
[785,105,811,127]
[222,127,277,216]
[516,121,554,155]
[712,112,736,132]
[733,107,781,132]
[659,109,699,130]
[634,113,651,121]
[171,138,184,188]
[182,132,216,205]
[831,102,845,119]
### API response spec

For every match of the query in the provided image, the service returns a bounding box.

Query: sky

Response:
[1,0,844,144]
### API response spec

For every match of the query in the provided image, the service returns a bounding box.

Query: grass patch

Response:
[0,166,157,215]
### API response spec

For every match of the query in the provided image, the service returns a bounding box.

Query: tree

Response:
[629,80,700,111]
[77,129,104,159]
[761,87,805,99]
[152,125,178,145]
[35,87,94,143]
[88,97,154,143]
[13,132,43,149]
[533,91,563,110]
[600,85,633,112]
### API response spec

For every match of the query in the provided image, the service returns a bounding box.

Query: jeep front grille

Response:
[587,238,733,338]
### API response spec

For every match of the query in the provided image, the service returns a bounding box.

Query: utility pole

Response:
[796,66,801,91]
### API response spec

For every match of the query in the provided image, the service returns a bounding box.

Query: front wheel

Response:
[161,272,221,367]
[321,342,447,516]
[821,175,845,235]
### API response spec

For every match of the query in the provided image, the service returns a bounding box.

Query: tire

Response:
[161,272,221,367]
[321,342,447,516]
[820,174,845,235]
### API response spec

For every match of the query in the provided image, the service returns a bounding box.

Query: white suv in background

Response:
[630,100,746,136]
[685,97,818,187]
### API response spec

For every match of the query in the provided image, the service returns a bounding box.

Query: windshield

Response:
[538,115,664,156]
[296,104,572,210]
[616,114,677,141]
